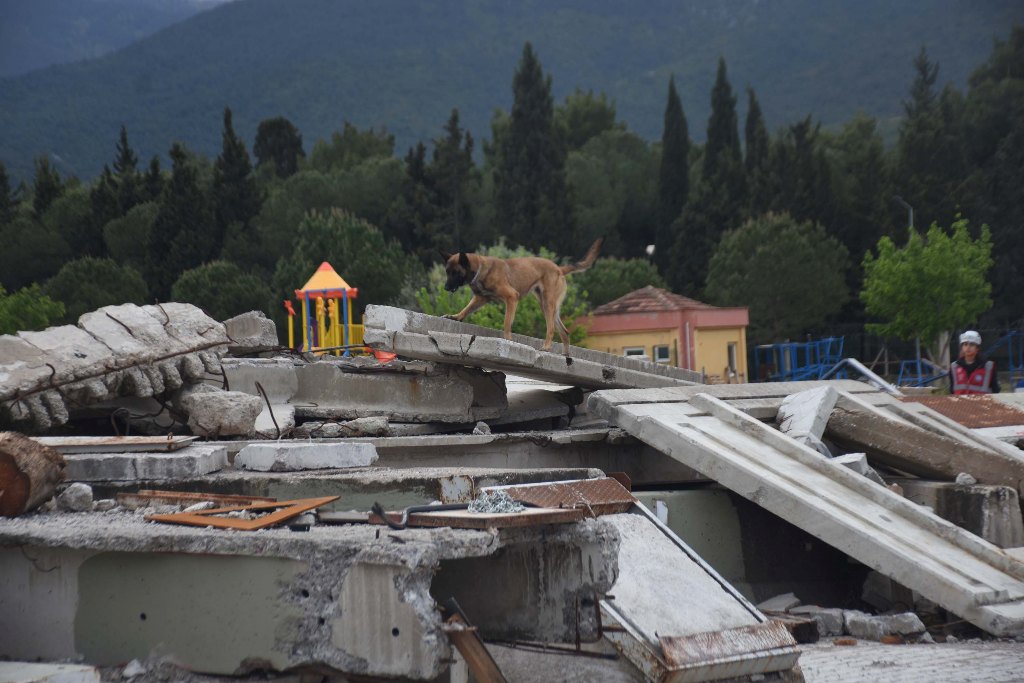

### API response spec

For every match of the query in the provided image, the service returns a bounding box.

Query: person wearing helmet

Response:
[949,330,1000,394]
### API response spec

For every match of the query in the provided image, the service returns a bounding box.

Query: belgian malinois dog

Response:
[441,238,604,352]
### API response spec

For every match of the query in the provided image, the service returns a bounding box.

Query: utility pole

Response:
[892,195,914,229]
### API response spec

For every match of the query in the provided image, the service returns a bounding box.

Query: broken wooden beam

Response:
[0,431,65,516]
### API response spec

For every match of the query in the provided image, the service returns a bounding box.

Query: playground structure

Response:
[286,261,363,356]
[752,336,846,382]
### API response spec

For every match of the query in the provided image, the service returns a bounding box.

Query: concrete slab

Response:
[832,453,886,486]
[362,305,702,389]
[235,442,378,472]
[777,386,838,456]
[589,389,1024,636]
[894,478,1024,548]
[0,505,618,678]
[62,444,228,482]
[0,662,100,683]
[222,310,279,353]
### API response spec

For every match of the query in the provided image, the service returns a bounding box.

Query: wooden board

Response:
[370,506,586,529]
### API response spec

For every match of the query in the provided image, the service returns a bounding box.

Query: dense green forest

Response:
[2,27,1022,352]
[1,0,1020,183]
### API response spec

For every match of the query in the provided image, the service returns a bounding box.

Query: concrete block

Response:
[756,592,801,612]
[222,310,279,352]
[0,662,100,683]
[844,610,925,640]
[777,386,838,456]
[56,483,93,512]
[235,442,378,472]
[896,478,1024,548]
[177,386,263,438]
[833,453,886,486]
[63,445,228,482]
[790,605,845,636]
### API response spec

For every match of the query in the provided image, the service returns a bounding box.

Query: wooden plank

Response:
[442,613,508,683]
[116,489,276,510]
[370,507,586,529]
[146,496,338,530]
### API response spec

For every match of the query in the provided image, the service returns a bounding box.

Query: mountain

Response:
[0,0,231,79]
[1,0,1020,183]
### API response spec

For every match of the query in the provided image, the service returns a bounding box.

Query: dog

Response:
[440,238,604,352]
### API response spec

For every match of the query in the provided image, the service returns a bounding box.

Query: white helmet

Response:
[959,330,982,346]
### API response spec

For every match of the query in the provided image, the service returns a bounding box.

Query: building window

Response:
[623,346,647,359]
[653,345,671,364]
[727,342,738,373]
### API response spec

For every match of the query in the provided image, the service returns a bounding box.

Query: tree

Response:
[555,88,623,152]
[254,116,305,178]
[768,116,834,228]
[494,43,574,254]
[0,214,71,291]
[656,76,690,273]
[147,143,217,299]
[43,187,103,258]
[0,162,18,225]
[104,201,158,273]
[861,218,993,362]
[415,240,591,345]
[212,107,263,256]
[113,124,140,211]
[309,122,393,173]
[703,57,745,199]
[89,167,121,254]
[171,261,273,322]
[43,257,148,323]
[429,108,478,254]
[572,257,667,308]
[705,213,849,343]
[0,284,65,335]
[744,88,772,215]
[32,156,64,215]
[143,155,164,202]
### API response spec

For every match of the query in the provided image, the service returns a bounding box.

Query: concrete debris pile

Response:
[4,303,1024,681]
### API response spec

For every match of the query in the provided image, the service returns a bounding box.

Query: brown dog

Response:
[441,238,604,352]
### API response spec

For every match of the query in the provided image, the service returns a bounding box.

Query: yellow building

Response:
[583,286,750,382]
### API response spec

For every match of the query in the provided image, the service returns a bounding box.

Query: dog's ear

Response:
[439,249,452,263]
[458,252,471,269]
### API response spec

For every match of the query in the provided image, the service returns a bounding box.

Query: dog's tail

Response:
[561,237,604,275]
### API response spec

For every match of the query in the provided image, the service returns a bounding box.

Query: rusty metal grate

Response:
[900,395,1024,429]
[491,477,635,516]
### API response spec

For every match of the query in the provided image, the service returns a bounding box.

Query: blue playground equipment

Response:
[753,336,845,382]
[895,358,946,387]
[988,330,1024,386]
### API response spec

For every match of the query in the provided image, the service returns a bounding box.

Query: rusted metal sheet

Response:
[660,621,797,668]
[33,435,198,454]
[483,477,636,516]
[146,496,338,530]
[902,395,1024,429]
[369,506,587,529]
[117,489,276,510]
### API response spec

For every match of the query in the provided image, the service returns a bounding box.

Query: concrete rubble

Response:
[3,306,1024,681]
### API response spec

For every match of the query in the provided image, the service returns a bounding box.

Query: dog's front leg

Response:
[501,295,519,341]
[444,294,489,322]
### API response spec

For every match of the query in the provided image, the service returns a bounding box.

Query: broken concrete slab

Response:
[0,303,229,432]
[776,385,838,456]
[757,592,801,612]
[175,385,264,438]
[291,360,508,423]
[0,661,101,683]
[0,505,618,678]
[589,387,1024,636]
[222,310,279,354]
[362,305,702,389]
[895,478,1024,548]
[220,357,298,437]
[833,453,886,486]
[235,442,378,472]
[843,610,926,641]
[62,444,228,482]
[790,605,845,637]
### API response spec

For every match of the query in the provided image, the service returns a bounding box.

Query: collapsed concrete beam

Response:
[589,388,1024,636]
[62,444,228,482]
[362,305,702,389]
[235,442,378,472]
[895,478,1024,548]
[0,507,618,679]
[776,385,838,456]
[0,303,229,432]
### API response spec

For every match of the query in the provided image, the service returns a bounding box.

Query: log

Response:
[0,431,65,516]
[826,407,1024,493]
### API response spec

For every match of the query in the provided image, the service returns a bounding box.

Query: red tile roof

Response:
[591,286,717,316]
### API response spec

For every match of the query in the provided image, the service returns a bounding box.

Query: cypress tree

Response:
[0,162,16,225]
[744,88,772,215]
[113,125,140,212]
[32,157,64,216]
[656,76,690,274]
[430,108,476,252]
[89,166,120,255]
[495,43,574,254]
[253,116,305,178]
[212,107,263,252]
[143,156,164,202]
[147,143,216,299]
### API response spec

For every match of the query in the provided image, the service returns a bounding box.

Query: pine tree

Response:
[430,108,477,252]
[32,156,64,216]
[494,43,574,254]
[88,166,120,255]
[0,162,16,225]
[113,125,140,212]
[147,143,217,299]
[143,156,164,202]
[254,116,305,178]
[744,88,772,216]
[656,76,690,274]
[212,107,263,254]
[769,117,834,227]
